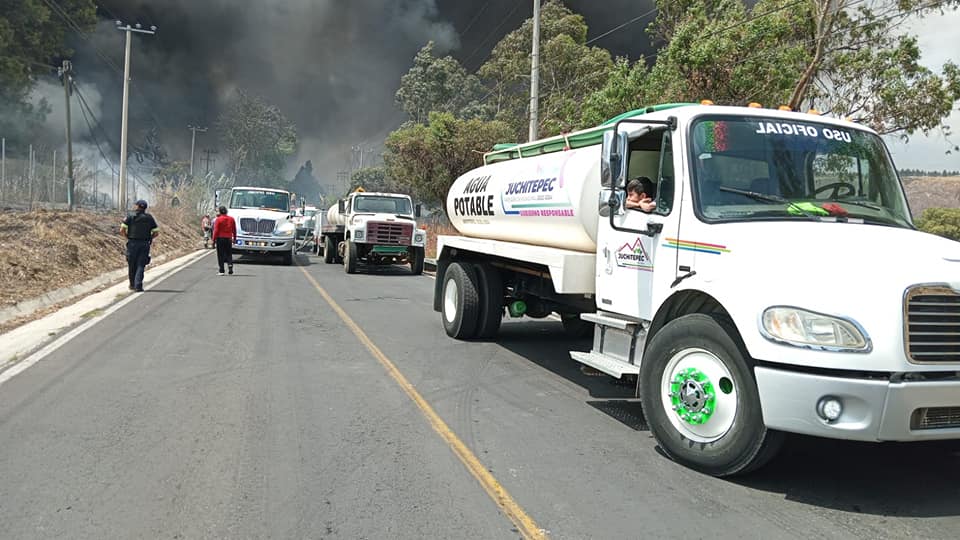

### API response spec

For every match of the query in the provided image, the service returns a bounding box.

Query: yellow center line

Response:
[299,267,546,540]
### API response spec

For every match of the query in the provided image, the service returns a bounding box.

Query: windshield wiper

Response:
[717,186,819,219]
[827,199,883,211]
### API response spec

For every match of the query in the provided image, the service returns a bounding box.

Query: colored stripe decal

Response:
[509,202,573,209]
[663,238,730,255]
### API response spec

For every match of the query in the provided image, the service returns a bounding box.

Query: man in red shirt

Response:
[212,206,237,275]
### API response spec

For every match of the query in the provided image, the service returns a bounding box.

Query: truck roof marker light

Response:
[700,99,714,106]
[778,105,791,111]
[748,102,762,108]
[807,108,821,115]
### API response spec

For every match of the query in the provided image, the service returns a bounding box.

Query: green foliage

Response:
[580,57,649,127]
[478,0,613,139]
[642,0,810,106]
[0,0,96,147]
[384,112,513,204]
[349,166,404,196]
[216,90,298,187]
[916,208,960,242]
[639,0,960,139]
[395,41,490,123]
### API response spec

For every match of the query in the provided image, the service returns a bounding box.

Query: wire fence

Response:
[0,139,143,211]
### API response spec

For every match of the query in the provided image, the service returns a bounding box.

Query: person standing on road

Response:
[212,205,237,276]
[120,199,159,292]
[200,214,212,248]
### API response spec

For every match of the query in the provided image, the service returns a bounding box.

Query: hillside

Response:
[902,176,960,217]
[0,207,201,310]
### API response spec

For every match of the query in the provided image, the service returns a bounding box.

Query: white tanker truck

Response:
[319,189,427,274]
[433,102,960,476]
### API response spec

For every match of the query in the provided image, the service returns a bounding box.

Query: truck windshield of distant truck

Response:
[352,195,412,215]
[230,189,291,212]
[689,115,912,228]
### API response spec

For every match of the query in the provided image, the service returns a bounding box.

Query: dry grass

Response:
[0,206,202,308]
[903,176,960,217]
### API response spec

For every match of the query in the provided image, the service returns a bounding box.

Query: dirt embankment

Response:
[0,207,202,309]
[903,176,960,217]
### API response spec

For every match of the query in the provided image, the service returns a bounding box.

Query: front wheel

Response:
[410,246,424,275]
[441,262,480,339]
[323,236,335,264]
[280,249,294,266]
[343,241,358,274]
[639,313,783,477]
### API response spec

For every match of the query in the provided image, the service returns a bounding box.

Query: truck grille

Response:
[905,286,960,363]
[239,218,275,235]
[367,221,412,245]
[911,407,960,430]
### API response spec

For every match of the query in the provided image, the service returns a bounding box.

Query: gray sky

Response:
[884,8,960,171]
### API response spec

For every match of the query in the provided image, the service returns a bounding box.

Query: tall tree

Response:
[216,90,298,187]
[384,112,513,204]
[395,41,490,123]
[0,0,97,147]
[638,0,960,138]
[478,0,614,139]
[349,166,403,195]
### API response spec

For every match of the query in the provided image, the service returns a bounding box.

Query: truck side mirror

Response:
[415,203,422,218]
[338,199,346,214]
[601,131,629,188]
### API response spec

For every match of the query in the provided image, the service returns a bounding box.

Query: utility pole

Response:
[202,148,218,175]
[117,21,156,210]
[52,150,57,204]
[60,60,76,210]
[1,137,5,203]
[188,125,207,176]
[28,144,34,209]
[528,0,541,142]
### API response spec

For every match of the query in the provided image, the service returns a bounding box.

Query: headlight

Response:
[275,223,296,236]
[353,230,365,241]
[761,307,870,352]
[414,233,425,243]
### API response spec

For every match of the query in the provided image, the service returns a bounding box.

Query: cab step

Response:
[570,351,640,379]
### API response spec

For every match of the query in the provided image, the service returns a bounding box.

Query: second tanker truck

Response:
[432,102,960,476]
[319,189,427,275]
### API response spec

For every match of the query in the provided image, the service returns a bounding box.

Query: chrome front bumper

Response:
[755,366,960,441]
[232,236,294,253]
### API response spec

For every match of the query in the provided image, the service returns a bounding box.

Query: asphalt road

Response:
[1,250,958,539]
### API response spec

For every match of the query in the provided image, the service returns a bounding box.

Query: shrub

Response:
[916,208,960,242]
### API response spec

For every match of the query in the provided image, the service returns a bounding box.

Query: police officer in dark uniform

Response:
[120,199,159,292]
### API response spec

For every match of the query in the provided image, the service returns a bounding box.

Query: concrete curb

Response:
[0,249,210,372]
[425,257,437,272]
[0,249,196,326]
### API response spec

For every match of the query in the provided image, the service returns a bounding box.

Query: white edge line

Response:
[0,250,209,387]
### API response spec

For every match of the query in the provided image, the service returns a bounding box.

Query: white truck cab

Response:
[433,103,960,476]
[227,186,298,265]
[320,190,427,274]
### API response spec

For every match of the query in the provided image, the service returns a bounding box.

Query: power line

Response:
[460,0,493,37]
[39,0,124,75]
[585,7,659,46]
[463,1,522,68]
[72,81,119,177]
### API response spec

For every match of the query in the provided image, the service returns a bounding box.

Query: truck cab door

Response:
[596,128,678,321]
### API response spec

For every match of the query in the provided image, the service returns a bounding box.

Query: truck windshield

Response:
[230,190,290,212]
[690,115,912,228]
[353,196,412,215]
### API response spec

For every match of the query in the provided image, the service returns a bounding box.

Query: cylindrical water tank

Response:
[446,145,601,253]
[327,202,346,227]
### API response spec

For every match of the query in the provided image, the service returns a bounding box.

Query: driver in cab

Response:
[625,177,657,213]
